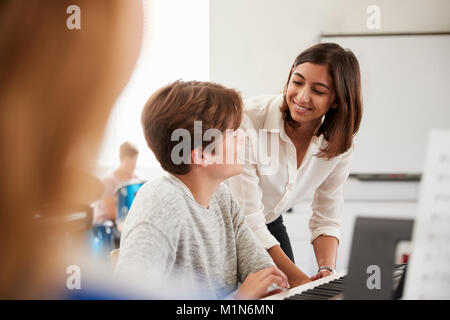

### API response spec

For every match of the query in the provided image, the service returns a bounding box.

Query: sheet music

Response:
[404,130,450,299]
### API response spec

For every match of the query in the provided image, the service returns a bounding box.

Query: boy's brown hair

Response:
[141,80,243,174]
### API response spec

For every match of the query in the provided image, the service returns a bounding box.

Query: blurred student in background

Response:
[94,142,140,227]
[0,0,143,298]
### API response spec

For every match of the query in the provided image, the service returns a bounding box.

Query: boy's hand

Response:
[235,266,289,300]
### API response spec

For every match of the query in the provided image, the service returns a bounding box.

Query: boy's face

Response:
[204,128,244,180]
[121,154,138,173]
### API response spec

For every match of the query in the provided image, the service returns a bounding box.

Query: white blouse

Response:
[227,94,354,249]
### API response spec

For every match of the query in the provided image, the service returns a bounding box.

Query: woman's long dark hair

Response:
[280,43,363,159]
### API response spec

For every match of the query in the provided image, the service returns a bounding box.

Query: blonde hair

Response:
[0,0,142,298]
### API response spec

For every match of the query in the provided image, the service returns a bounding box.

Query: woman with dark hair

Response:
[228,43,362,286]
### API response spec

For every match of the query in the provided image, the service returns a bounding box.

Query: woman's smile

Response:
[293,101,313,114]
[286,62,335,124]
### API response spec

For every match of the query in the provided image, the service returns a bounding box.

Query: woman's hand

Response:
[235,266,290,300]
[290,277,312,288]
[310,269,332,281]
[266,245,310,288]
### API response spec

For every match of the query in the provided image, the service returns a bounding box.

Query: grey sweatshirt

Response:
[114,173,274,299]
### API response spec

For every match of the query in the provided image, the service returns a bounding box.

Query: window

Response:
[96,0,209,179]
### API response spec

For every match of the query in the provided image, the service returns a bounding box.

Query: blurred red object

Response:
[402,253,410,264]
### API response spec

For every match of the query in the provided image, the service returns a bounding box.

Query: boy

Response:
[114,81,289,299]
[93,141,140,225]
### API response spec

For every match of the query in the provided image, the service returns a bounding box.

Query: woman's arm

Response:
[229,186,310,288]
[267,245,310,287]
[310,235,338,280]
[309,145,354,280]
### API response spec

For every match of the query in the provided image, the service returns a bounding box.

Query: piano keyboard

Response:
[263,264,407,300]
[262,271,346,300]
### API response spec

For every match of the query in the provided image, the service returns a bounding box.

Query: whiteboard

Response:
[321,35,450,174]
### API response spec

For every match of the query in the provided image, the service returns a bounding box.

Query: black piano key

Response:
[302,290,333,299]
[298,294,328,300]
[285,294,315,300]
[325,284,344,289]
[320,281,344,286]
[326,286,345,291]
[313,288,341,296]
[285,294,313,300]
[321,287,344,293]
[313,287,342,294]
[331,279,345,284]
[322,282,342,287]
[323,278,344,284]
[293,292,329,300]
[327,282,345,286]
[303,290,337,298]
[315,283,339,290]
[284,287,342,300]
[322,283,345,289]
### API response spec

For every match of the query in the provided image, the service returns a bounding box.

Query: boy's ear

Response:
[202,151,215,166]
[191,146,208,168]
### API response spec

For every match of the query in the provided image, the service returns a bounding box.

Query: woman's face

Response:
[285,62,336,127]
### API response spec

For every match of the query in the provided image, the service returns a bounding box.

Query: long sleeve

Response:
[230,194,275,283]
[114,185,180,286]
[227,115,280,249]
[115,221,176,283]
[309,144,354,243]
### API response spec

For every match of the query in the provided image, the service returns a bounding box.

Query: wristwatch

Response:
[318,265,336,274]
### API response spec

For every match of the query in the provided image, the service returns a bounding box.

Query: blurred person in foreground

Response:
[94,142,140,231]
[0,0,144,299]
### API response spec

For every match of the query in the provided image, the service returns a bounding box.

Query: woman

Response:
[228,43,362,286]
[0,0,142,298]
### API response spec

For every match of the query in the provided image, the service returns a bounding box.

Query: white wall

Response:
[321,34,450,174]
[210,0,322,99]
[318,0,450,35]
[210,0,450,99]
